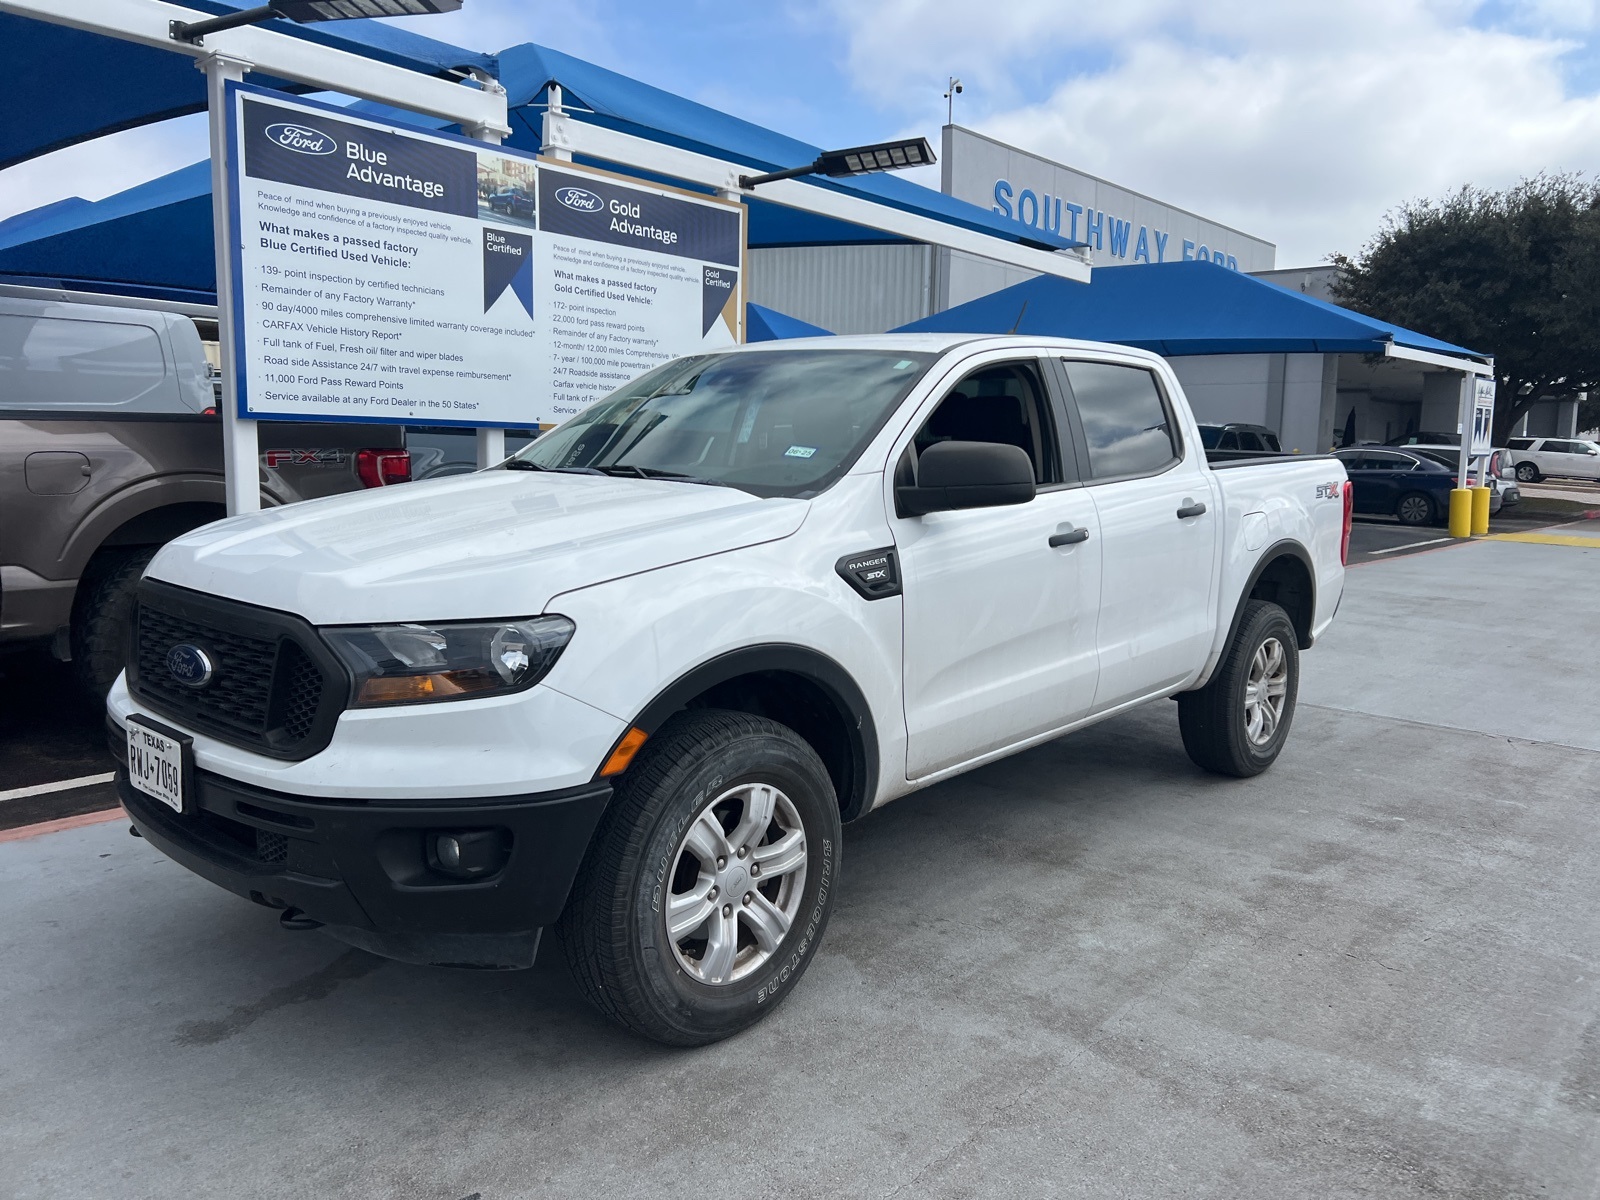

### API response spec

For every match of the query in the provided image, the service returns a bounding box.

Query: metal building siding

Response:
[747,245,934,335]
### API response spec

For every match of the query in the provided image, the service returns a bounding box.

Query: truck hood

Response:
[148,471,809,624]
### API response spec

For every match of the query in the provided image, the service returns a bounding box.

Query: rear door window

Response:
[1060,360,1180,480]
[0,313,175,412]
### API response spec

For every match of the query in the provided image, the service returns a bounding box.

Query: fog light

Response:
[428,829,509,879]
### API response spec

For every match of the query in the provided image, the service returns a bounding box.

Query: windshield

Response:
[511,349,937,497]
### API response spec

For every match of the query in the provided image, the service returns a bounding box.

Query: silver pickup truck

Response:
[0,287,409,698]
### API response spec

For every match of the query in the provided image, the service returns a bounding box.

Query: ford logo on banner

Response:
[265,122,337,156]
[555,186,604,213]
[166,644,215,688]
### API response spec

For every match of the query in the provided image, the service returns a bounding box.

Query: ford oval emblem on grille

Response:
[166,643,214,688]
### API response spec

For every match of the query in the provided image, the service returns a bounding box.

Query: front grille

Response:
[129,582,345,760]
[274,642,324,744]
[255,829,289,863]
[135,605,277,741]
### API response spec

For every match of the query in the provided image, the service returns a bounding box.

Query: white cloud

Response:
[829,0,1600,264]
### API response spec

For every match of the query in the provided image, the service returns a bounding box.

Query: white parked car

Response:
[1506,437,1600,482]
[1406,446,1520,513]
[109,335,1349,1045]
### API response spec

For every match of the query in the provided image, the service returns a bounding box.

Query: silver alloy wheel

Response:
[1243,636,1289,746]
[1397,494,1432,523]
[665,782,808,985]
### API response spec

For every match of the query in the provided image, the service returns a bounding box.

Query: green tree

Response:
[1331,174,1600,446]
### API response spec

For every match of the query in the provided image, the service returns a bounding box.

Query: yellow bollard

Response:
[1448,488,1473,538]
[1470,486,1491,536]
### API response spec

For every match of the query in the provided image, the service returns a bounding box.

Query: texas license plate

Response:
[126,716,189,814]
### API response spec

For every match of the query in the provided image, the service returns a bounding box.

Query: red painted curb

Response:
[0,806,125,844]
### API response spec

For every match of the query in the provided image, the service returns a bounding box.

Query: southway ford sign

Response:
[942,126,1275,275]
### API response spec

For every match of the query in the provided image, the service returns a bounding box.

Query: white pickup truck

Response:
[110,334,1351,1045]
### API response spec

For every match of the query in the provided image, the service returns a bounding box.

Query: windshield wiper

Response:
[504,460,605,475]
[597,464,731,487]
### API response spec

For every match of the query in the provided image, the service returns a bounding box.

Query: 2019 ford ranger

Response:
[109,335,1351,1045]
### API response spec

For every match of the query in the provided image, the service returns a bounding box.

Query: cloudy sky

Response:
[5,0,1600,266]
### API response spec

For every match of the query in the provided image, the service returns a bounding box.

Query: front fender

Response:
[542,535,906,813]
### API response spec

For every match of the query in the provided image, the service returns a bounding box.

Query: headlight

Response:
[322,616,575,707]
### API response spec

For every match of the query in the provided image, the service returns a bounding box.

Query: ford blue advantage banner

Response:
[241,98,476,220]
[227,83,745,429]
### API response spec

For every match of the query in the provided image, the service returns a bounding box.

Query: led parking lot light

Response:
[171,0,462,45]
[739,137,936,189]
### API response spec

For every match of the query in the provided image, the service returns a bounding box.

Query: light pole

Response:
[944,77,963,125]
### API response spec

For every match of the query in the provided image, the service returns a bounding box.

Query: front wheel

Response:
[1515,462,1541,483]
[1178,600,1300,778]
[557,710,841,1046]
[1395,491,1435,526]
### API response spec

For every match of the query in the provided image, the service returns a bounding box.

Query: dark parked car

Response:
[1332,447,1457,525]
[487,189,535,219]
[1198,422,1282,453]
[1385,430,1459,447]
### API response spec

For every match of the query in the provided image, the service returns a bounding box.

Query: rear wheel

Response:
[1515,462,1541,483]
[558,710,841,1046]
[1178,600,1299,778]
[1395,491,1434,526]
[69,546,157,701]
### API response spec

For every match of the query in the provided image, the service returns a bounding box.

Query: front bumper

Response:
[114,724,610,966]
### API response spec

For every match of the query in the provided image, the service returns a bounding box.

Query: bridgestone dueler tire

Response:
[557,709,841,1046]
[1177,599,1299,778]
[70,546,158,701]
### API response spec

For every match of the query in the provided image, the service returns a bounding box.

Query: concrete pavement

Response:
[3,534,1598,1199]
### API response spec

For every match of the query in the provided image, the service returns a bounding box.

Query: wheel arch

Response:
[58,476,226,580]
[1226,541,1316,653]
[614,644,879,823]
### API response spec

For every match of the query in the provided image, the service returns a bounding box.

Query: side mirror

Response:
[897,440,1037,517]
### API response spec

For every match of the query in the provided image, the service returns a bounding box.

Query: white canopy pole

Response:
[201,52,258,516]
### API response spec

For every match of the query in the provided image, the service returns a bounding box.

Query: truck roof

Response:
[722,332,1165,363]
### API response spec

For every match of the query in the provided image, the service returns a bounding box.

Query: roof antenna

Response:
[1008,300,1029,335]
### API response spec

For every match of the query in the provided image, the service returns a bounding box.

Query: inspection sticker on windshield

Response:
[894,360,915,370]
[785,445,817,459]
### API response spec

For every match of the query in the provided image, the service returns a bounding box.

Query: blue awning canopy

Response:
[895,262,1488,363]
[0,3,498,171]
[746,303,831,342]
[0,34,1079,297]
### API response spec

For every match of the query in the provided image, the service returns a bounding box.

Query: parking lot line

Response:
[0,807,124,844]
[1485,531,1600,548]
[1364,536,1456,556]
[0,772,116,803]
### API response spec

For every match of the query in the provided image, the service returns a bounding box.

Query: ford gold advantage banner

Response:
[226,83,745,427]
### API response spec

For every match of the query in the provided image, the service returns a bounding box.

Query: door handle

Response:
[1049,527,1090,547]
[1176,501,1208,519]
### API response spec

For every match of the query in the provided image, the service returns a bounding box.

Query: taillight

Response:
[356,448,411,488]
[1340,479,1354,566]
